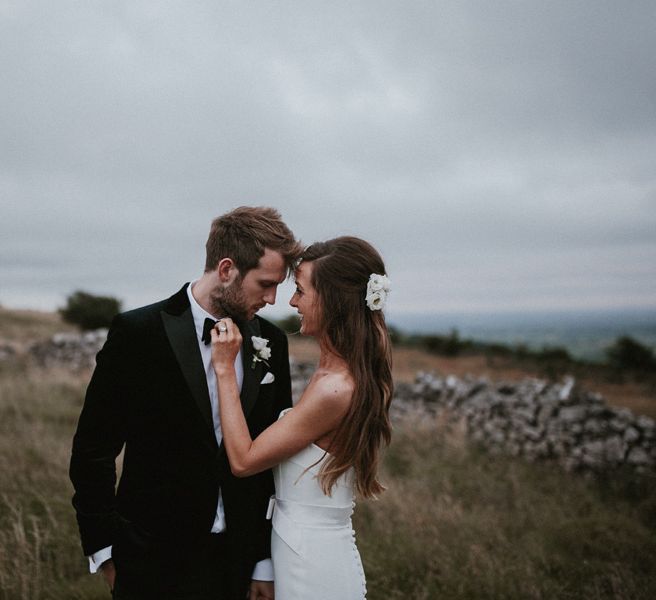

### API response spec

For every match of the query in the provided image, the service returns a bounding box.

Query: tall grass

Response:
[356,413,656,599]
[0,359,106,599]
[1,357,655,598]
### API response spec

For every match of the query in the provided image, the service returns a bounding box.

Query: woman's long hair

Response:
[301,237,393,498]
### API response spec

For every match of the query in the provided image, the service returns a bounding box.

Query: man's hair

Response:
[205,206,302,276]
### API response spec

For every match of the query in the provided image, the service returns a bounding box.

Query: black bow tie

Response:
[201,318,217,345]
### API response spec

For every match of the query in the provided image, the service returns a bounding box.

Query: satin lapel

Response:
[161,307,215,441]
[239,318,263,420]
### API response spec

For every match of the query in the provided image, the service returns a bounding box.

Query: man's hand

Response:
[99,559,116,591]
[249,579,274,600]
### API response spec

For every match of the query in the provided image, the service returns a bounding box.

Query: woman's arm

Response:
[211,318,350,477]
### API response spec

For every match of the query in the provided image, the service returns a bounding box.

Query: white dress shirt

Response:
[89,282,273,581]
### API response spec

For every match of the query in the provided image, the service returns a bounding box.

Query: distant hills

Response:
[389,308,656,361]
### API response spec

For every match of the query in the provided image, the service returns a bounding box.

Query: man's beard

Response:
[209,277,249,321]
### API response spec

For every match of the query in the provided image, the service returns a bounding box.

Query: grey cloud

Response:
[1,0,655,316]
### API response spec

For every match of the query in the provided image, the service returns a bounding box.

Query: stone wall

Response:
[17,331,656,474]
[0,343,16,361]
[394,372,656,473]
[28,330,108,371]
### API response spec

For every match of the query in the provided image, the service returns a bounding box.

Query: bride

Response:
[210,236,393,600]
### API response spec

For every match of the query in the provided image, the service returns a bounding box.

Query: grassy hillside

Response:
[0,307,75,346]
[1,360,655,599]
[0,362,105,599]
[1,307,654,418]
[1,309,655,598]
[358,415,656,599]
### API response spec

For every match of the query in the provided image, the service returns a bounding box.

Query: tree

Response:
[60,290,122,330]
[605,336,656,372]
[422,329,463,356]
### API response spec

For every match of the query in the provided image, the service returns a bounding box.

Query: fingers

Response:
[99,559,116,590]
[215,317,233,339]
[249,580,274,600]
[210,318,230,341]
[210,318,243,375]
[210,318,242,344]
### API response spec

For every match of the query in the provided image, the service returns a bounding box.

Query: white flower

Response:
[366,273,390,311]
[251,336,272,369]
[366,290,387,311]
[251,336,269,352]
[368,274,386,292]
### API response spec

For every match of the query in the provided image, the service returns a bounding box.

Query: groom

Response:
[70,207,301,599]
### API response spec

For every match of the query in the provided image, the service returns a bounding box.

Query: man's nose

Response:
[264,287,277,305]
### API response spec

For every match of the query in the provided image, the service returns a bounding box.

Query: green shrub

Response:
[59,291,122,330]
[606,336,656,372]
[423,329,464,356]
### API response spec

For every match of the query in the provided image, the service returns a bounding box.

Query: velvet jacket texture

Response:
[69,284,292,597]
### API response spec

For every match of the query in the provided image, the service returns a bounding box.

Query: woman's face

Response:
[289,261,321,336]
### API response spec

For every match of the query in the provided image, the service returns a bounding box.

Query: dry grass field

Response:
[0,308,76,349]
[1,311,655,599]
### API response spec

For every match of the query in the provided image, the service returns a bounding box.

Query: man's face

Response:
[210,248,287,321]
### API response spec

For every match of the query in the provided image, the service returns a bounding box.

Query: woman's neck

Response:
[317,339,348,372]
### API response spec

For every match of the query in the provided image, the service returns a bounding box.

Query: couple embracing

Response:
[69,206,393,599]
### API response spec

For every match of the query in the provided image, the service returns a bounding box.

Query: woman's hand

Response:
[210,318,242,375]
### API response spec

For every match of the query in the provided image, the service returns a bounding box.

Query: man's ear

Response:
[217,258,239,283]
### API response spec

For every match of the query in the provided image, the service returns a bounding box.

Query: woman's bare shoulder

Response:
[302,369,354,413]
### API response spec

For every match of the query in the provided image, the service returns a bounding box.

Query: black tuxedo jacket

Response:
[69,284,292,594]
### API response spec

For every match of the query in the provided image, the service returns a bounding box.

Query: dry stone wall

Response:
[0,343,17,361]
[28,330,108,371]
[394,372,656,473]
[15,332,656,474]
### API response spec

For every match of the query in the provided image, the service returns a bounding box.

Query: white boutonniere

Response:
[251,336,271,369]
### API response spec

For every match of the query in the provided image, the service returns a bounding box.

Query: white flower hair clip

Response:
[365,273,391,311]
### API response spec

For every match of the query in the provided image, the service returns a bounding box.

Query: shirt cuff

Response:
[251,558,274,581]
[88,546,112,574]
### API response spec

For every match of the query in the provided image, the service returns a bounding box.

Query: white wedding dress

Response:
[269,408,367,599]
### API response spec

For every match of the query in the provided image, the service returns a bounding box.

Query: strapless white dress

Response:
[270,408,366,599]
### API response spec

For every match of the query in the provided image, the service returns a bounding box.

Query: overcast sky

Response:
[2,0,655,325]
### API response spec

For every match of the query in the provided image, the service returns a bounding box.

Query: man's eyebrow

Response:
[260,278,285,286]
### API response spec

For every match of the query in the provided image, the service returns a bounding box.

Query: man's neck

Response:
[190,276,221,317]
